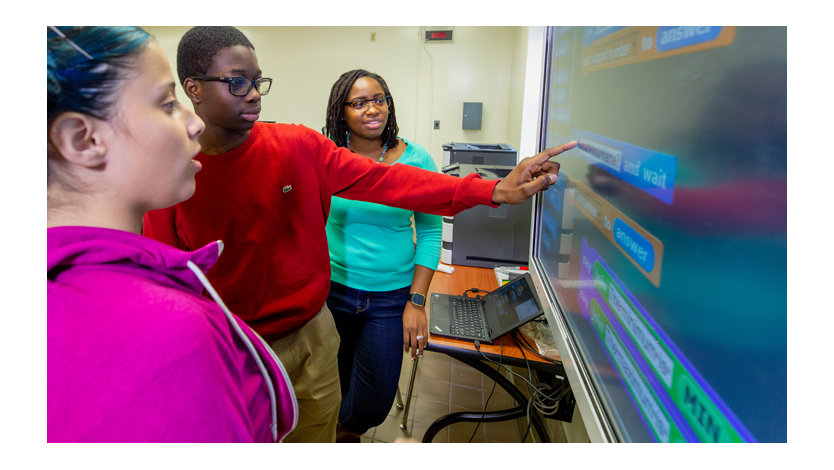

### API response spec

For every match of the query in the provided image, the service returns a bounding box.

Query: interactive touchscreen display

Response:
[533,27,786,442]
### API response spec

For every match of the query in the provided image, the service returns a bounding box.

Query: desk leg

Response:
[421,355,550,443]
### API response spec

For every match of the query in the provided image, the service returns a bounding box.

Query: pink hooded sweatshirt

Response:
[47,226,297,442]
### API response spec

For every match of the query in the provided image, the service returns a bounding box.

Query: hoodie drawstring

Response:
[186,260,279,442]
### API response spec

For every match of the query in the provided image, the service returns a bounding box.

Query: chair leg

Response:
[399,356,420,431]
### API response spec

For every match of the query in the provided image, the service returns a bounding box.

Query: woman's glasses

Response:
[191,76,273,97]
[345,95,391,111]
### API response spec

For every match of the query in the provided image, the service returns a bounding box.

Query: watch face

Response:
[411,292,426,307]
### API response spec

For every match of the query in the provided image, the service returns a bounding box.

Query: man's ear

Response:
[182,78,202,104]
[48,112,108,168]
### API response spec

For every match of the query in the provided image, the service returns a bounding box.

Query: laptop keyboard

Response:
[449,297,486,339]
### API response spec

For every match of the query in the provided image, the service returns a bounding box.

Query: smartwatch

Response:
[409,292,426,308]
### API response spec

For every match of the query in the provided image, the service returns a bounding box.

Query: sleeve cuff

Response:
[460,173,500,208]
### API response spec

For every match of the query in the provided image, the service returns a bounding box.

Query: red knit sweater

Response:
[143,122,498,341]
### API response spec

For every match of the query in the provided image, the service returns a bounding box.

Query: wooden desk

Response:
[426,265,561,363]
[422,265,572,443]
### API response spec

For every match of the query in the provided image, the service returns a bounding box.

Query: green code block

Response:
[592,262,747,442]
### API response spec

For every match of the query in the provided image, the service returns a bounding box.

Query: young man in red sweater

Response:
[143,26,576,442]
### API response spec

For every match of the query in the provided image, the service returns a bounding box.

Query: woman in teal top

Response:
[324,69,441,441]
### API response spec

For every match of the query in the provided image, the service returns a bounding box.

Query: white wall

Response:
[143,26,540,167]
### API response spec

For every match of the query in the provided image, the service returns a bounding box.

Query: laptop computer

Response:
[429,273,544,343]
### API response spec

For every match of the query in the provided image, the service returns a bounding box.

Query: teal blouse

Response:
[326,138,442,291]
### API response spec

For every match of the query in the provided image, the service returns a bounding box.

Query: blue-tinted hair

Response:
[47,26,152,123]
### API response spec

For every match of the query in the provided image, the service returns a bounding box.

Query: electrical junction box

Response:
[462,102,483,129]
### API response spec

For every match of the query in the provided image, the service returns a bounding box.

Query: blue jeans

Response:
[326,281,410,434]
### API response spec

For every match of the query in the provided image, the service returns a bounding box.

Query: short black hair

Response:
[325,69,400,151]
[176,26,254,85]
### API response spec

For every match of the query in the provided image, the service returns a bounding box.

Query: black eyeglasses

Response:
[345,95,391,111]
[191,76,273,97]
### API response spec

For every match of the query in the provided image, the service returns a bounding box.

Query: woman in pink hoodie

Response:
[46,26,296,442]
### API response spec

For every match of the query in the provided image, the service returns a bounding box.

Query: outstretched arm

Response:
[491,141,577,205]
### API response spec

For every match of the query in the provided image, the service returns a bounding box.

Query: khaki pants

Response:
[269,305,341,443]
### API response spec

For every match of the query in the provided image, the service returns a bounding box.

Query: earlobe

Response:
[48,112,108,168]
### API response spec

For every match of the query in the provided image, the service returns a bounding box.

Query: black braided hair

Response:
[325,69,399,151]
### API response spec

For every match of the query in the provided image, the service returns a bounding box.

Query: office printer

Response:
[440,164,531,268]
[442,142,517,167]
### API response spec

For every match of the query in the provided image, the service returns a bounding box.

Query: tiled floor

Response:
[359,349,537,443]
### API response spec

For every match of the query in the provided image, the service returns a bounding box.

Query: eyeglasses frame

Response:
[344,95,392,111]
[190,76,273,97]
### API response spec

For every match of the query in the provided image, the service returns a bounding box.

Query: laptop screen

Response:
[487,274,544,333]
